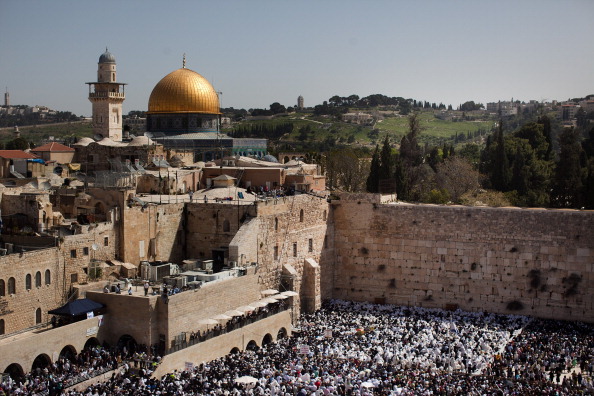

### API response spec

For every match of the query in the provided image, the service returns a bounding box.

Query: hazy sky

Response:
[1,0,593,117]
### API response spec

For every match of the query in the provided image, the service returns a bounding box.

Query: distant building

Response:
[297,95,304,110]
[86,49,127,142]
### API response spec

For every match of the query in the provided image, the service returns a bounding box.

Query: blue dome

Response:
[99,49,116,63]
[261,154,279,163]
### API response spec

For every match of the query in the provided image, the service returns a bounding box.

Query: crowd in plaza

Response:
[1,300,593,395]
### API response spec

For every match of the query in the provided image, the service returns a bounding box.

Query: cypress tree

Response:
[491,122,510,191]
[378,136,393,182]
[366,145,381,193]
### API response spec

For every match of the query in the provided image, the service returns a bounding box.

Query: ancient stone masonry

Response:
[331,193,594,322]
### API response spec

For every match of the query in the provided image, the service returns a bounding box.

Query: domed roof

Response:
[128,135,155,146]
[74,137,95,146]
[147,68,220,114]
[99,49,116,64]
[262,154,279,163]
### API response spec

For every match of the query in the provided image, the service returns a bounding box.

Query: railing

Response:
[88,92,125,99]
[166,304,289,355]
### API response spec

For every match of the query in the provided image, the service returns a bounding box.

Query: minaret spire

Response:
[183,53,186,69]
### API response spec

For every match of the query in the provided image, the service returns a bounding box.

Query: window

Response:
[104,237,109,246]
[308,238,313,253]
[323,210,327,221]
[45,270,51,285]
[83,247,89,256]
[35,308,42,324]
[8,277,15,294]
[299,209,304,222]
[223,219,230,233]
[35,272,41,288]
[25,274,32,291]
[0,319,4,335]
[70,273,78,284]
[0,279,4,296]
[274,217,278,231]
[293,243,298,257]
[70,249,77,258]
[273,246,279,261]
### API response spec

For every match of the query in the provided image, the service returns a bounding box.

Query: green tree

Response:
[551,128,585,208]
[366,145,381,193]
[378,136,393,181]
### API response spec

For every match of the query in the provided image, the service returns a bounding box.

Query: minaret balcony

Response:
[89,92,125,99]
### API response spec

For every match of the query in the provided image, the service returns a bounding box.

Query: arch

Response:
[4,363,24,380]
[8,277,15,294]
[223,219,230,233]
[59,345,77,361]
[229,347,240,355]
[94,201,106,216]
[117,334,138,355]
[277,327,287,340]
[0,279,4,296]
[45,269,51,285]
[299,209,304,222]
[35,308,42,324]
[35,271,42,288]
[245,340,259,351]
[283,156,289,163]
[274,217,278,231]
[262,333,273,346]
[84,337,100,350]
[25,274,32,290]
[31,353,51,371]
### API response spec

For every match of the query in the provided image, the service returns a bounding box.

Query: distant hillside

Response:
[0,121,93,147]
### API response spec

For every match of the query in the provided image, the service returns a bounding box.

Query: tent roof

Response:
[48,298,104,317]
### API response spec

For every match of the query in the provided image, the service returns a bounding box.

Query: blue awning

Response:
[48,298,104,317]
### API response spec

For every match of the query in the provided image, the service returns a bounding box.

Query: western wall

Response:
[330,193,594,322]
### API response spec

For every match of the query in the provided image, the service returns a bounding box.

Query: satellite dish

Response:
[93,134,103,141]
[91,243,99,251]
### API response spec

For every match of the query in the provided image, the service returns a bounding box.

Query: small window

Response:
[0,279,5,296]
[299,209,304,222]
[0,318,4,335]
[308,238,313,253]
[70,249,77,258]
[35,272,41,288]
[70,273,78,284]
[25,274,32,291]
[223,219,230,233]
[323,210,327,221]
[35,308,42,324]
[273,246,279,261]
[7,278,15,295]
[293,243,297,257]
[274,217,278,231]
[45,270,51,285]
[104,237,109,246]
[83,247,89,256]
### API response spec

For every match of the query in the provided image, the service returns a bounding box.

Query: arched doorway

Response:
[277,327,287,340]
[84,337,100,350]
[117,334,138,356]
[4,363,24,380]
[229,347,240,355]
[245,340,258,351]
[59,345,77,361]
[262,333,273,346]
[31,354,51,372]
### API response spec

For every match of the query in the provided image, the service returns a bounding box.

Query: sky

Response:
[1,0,593,117]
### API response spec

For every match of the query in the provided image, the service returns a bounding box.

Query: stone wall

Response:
[0,221,117,336]
[255,195,330,314]
[331,194,594,322]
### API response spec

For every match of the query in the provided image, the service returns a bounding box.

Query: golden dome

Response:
[148,68,220,114]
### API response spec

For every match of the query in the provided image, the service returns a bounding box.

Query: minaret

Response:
[4,87,9,107]
[86,48,126,141]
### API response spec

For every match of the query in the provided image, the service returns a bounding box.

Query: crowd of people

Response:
[2,300,593,395]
